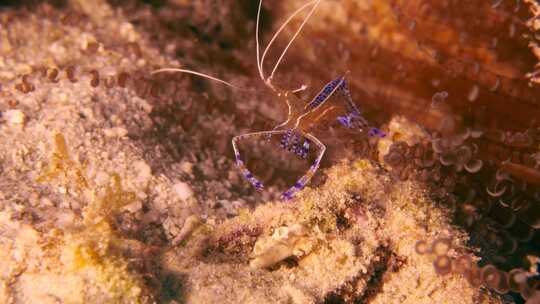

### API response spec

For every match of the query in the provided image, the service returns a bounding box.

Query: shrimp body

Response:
[153,0,384,200]
[233,74,384,200]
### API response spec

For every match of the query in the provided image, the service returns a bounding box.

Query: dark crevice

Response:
[322,245,403,304]
[354,247,398,304]
[0,0,67,8]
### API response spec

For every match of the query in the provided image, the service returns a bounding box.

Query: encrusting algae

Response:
[32,133,152,303]
[0,134,155,303]
[37,132,88,192]
[162,160,502,303]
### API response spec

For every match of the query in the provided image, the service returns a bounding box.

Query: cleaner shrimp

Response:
[152,0,385,200]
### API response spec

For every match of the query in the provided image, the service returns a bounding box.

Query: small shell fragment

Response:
[4,109,25,125]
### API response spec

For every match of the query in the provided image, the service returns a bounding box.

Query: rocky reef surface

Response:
[0,0,539,303]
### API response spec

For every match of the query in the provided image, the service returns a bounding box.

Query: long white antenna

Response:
[260,0,320,81]
[267,0,321,83]
[256,0,264,82]
[152,68,246,90]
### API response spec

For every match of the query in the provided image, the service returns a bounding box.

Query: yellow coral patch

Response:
[37,133,88,190]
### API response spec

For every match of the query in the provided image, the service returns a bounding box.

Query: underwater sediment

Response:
[0,0,539,303]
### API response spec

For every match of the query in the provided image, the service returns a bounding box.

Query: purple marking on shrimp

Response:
[335,80,387,137]
[279,130,311,160]
[296,139,310,159]
[337,109,385,138]
[281,190,294,200]
[306,76,344,110]
[294,181,304,189]
[253,180,264,189]
[336,79,359,114]
[368,128,386,138]
[280,129,293,149]
[337,115,351,128]
[245,172,264,189]
[289,133,300,152]
[338,110,368,129]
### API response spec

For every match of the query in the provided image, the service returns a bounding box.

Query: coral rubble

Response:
[163,161,501,303]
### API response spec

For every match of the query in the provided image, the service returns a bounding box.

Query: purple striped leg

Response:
[232,130,289,191]
[280,132,326,201]
[334,78,387,138]
[292,76,346,130]
[232,130,326,200]
[304,76,345,111]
